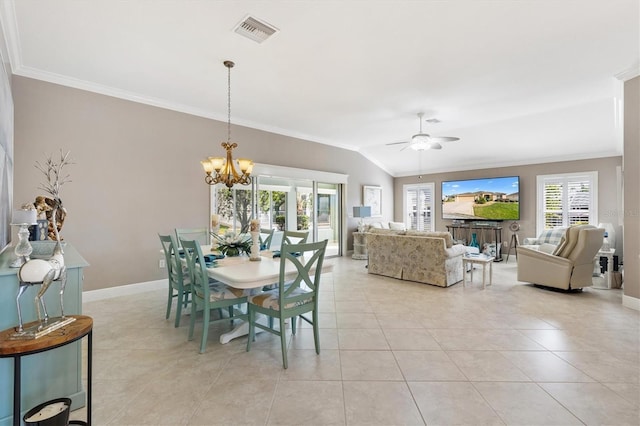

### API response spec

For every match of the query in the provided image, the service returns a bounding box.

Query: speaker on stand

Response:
[506,222,520,262]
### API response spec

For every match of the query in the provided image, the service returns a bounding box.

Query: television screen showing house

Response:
[442,176,520,220]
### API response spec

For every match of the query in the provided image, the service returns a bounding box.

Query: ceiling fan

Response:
[386,112,460,151]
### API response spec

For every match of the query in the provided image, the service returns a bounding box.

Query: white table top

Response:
[203,248,333,290]
[462,254,495,263]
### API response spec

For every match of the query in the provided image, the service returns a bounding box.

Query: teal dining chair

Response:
[180,238,252,353]
[282,230,309,245]
[175,228,209,247]
[259,228,275,250]
[159,234,191,327]
[246,239,328,368]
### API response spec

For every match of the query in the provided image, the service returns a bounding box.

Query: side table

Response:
[352,232,368,260]
[594,248,615,289]
[462,254,495,289]
[0,315,93,426]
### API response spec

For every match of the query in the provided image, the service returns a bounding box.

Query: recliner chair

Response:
[517,225,604,290]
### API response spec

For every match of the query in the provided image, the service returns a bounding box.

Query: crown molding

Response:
[13,65,360,154]
[614,64,640,82]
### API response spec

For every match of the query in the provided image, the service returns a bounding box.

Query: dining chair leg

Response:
[165,287,173,320]
[313,310,320,354]
[291,316,297,335]
[188,303,196,341]
[246,308,255,351]
[174,294,183,328]
[280,316,288,369]
[200,308,210,353]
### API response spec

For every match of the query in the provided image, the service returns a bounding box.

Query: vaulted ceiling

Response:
[1,1,638,176]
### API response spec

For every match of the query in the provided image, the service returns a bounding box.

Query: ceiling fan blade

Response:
[429,142,443,150]
[400,144,412,151]
[429,136,460,143]
[386,141,409,146]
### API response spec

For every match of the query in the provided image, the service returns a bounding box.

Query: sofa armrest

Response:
[517,246,571,266]
[445,244,467,258]
[517,246,573,288]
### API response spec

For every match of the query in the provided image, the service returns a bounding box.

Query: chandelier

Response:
[201,60,254,188]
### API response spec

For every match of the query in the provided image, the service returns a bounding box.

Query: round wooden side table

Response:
[0,315,93,426]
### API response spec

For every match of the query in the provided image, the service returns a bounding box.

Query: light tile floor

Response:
[71,258,640,425]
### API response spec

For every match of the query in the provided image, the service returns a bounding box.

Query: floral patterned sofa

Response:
[365,228,467,287]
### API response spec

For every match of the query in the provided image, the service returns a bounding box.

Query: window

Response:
[537,171,598,232]
[403,183,434,231]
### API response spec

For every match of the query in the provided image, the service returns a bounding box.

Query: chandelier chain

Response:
[227,61,232,142]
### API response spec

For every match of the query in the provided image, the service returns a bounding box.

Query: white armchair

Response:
[517,225,604,290]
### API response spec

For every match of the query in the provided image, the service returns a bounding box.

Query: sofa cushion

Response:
[400,230,455,247]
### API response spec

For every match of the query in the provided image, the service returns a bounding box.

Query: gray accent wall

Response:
[12,76,393,290]
[624,76,639,301]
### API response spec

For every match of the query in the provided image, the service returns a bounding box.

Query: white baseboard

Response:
[83,279,167,302]
[623,294,640,311]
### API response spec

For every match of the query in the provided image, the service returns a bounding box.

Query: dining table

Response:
[202,247,333,344]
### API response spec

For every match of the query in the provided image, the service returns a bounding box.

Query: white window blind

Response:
[537,172,597,232]
[403,183,434,231]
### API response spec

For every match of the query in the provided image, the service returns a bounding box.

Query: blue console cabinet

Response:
[0,243,88,425]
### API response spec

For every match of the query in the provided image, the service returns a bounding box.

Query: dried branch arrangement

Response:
[34,150,74,199]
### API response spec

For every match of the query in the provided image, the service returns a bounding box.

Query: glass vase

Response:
[469,233,480,249]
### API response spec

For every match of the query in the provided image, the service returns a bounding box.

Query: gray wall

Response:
[12,76,393,290]
[623,76,639,300]
[395,156,623,255]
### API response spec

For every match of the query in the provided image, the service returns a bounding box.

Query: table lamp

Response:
[353,206,372,233]
[11,208,37,268]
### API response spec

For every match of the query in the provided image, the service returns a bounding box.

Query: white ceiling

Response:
[1,0,638,176]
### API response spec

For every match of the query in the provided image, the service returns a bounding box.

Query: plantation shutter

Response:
[543,179,563,229]
[404,184,434,231]
[538,172,596,231]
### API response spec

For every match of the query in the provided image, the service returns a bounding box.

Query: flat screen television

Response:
[442,176,520,220]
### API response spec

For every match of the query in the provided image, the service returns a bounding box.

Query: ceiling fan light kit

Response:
[389,112,459,151]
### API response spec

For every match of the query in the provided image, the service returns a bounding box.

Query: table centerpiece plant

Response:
[211,231,252,257]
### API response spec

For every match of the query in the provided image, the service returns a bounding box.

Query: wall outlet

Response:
[159,259,166,268]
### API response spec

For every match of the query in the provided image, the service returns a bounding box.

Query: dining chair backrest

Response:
[259,228,275,250]
[282,230,309,245]
[180,238,210,303]
[159,233,190,327]
[278,239,327,305]
[175,228,209,247]
[159,234,183,286]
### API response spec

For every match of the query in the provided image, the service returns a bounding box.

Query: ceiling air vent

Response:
[234,16,278,43]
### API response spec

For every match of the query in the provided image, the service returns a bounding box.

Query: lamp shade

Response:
[353,206,372,218]
[11,209,37,225]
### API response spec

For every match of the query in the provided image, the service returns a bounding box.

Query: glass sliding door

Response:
[210,164,347,257]
[317,182,340,256]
